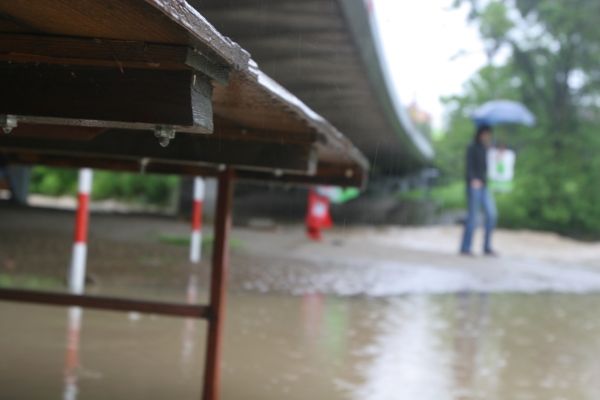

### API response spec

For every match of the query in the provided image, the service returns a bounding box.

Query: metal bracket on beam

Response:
[1,115,17,134]
[154,126,176,147]
[140,157,151,174]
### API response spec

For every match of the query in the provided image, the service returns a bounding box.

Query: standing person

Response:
[460,125,497,256]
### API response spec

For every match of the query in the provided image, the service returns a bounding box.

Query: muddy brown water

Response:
[2,291,600,400]
[3,207,600,399]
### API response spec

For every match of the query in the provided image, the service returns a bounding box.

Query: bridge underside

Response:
[193,0,434,175]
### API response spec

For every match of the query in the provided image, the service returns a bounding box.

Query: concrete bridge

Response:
[193,0,434,175]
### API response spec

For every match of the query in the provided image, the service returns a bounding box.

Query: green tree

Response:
[30,167,179,207]
[438,0,600,237]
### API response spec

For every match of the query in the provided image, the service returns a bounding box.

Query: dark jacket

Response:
[466,142,487,186]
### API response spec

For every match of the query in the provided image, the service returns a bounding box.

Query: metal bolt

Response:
[1,115,17,134]
[154,126,176,147]
[139,158,150,174]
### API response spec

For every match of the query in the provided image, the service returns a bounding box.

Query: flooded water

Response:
[2,288,600,399]
[3,208,600,399]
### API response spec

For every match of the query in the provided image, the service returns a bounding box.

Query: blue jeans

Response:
[460,186,497,253]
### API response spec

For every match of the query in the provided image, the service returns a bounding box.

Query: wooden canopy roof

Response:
[0,0,368,187]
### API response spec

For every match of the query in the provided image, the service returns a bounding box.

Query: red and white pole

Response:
[190,177,205,264]
[63,168,92,400]
[69,168,93,294]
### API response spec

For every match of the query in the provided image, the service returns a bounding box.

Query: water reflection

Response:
[347,294,600,400]
[301,294,351,369]
[451,293,486,399]
[349,296,453,400]
[4,292,600,399]
[180,272,199,372]
[63,307,83,400]
[301,293,324,341]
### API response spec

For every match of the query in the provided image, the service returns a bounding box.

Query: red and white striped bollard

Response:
[68,168,92,294]
[190,177,205,264]
[63,168,92,400]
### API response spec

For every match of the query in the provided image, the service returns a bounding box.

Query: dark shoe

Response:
[484,250,499,257]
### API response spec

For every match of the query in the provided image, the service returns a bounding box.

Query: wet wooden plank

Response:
[1,151,219,177]
[213,116,316,145]
[0,0,249,70]
[238,161,366,188]
[1,149,365,188]
[143,0,250,69]
[6,124,105,141]
[0,288,211,319]
[0,34,190,69]
[0,62,213,132]
[0,33,230,84]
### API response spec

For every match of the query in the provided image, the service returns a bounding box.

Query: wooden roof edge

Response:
[144,0,251,71]
[247,60,370,172]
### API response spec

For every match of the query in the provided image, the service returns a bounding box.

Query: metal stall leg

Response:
[202,168,234,400]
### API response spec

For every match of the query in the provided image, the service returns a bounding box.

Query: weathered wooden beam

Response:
[0,33,229,84]
[2,124,105,141]
[0,129,317,174]
[1,149,364,188]
[1,151,219,177]
[213,116,316,146]
[0,288,210,319]
[0,62,213,133]
[143,0,250,69]
[238,161,367,188]
[0,0,249,70]
[4,118,316,147]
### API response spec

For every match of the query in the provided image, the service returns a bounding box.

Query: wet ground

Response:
[2,206,600,399]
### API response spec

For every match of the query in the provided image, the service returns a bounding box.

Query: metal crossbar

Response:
[0,288,210,319]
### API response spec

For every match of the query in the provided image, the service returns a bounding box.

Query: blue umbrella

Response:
[471,100,536,127]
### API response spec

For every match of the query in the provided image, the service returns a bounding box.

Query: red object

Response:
[73,193,89,243]
[192,199,203,230]
[306,189,332,241]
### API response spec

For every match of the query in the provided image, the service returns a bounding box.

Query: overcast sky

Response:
[373,0,487,129]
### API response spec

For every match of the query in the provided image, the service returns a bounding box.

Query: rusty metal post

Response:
[202,168,234,400]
